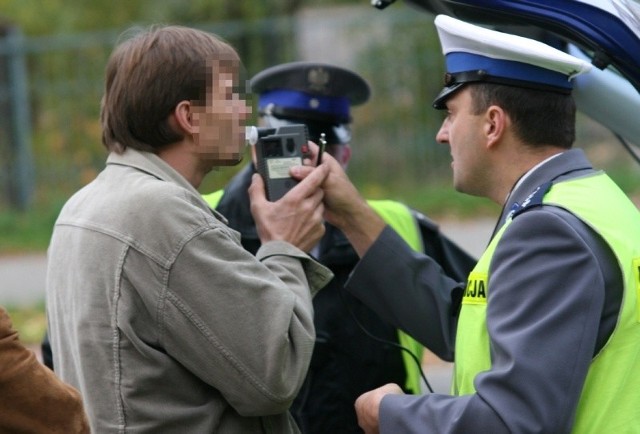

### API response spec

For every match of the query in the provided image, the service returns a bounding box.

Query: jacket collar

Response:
[107,148,228,224]
[494,148,594,233]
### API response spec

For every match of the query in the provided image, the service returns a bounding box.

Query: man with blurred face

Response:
[46,26,332,433]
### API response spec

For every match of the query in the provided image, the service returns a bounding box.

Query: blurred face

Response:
[435,87,489,197]
[192,62,251,166]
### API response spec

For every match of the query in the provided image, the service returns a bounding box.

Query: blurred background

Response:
[1,0,639,341]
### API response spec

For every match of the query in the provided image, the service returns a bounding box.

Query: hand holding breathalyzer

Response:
[248,157,328,252]
[246,124,324,201]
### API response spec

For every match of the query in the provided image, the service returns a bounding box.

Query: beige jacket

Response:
[46,149,332,433]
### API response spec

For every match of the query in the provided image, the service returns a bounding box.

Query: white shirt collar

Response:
[504,152,563,204]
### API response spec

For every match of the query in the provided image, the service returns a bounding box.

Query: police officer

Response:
[311,15,640,433]
[202,61,476,433]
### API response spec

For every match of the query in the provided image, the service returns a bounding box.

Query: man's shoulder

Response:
[61,167,228,249]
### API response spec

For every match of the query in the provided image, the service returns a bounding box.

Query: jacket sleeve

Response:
[378,209,610,433]
[346,226,464,361]
[0,307,90,433]
[157,228,332,417]
[412,210,477,282]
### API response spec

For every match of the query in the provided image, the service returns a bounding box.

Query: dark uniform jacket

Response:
[214,164,476,433]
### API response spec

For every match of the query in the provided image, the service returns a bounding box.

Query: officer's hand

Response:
[249,163,328,252]
[355,383,404,434]
[291,144,385,257]
[290,144,363,227]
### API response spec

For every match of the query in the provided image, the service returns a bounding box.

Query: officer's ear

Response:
[484,105,507,149]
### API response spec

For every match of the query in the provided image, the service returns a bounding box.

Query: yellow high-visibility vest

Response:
[455,172,640,433]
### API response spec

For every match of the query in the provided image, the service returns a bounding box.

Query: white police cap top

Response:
[432,14,592,109]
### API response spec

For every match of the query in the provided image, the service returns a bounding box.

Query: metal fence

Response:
[0,6,455,210]
[0,5,628,211]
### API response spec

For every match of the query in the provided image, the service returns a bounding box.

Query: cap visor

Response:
[432,83,465,109]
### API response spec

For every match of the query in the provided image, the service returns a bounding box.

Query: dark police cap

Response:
[250,61,371,125]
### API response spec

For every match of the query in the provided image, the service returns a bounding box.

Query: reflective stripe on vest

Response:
[454,172,640,432]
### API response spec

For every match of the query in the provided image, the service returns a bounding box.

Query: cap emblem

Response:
[308,67,330,92]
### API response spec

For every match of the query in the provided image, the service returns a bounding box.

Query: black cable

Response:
[339,287,435,394]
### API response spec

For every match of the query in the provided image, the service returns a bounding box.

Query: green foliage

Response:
[0,0,157,35]
[0,191,66,252]
[603,163,640,204]
[5,302,47,345]
[1,0,639,257]
[383,181,501,219]
[0,0,313,36]
[346,9,451,186]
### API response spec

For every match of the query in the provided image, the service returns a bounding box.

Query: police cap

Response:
[250,61,371,144]
[432,15,592,109]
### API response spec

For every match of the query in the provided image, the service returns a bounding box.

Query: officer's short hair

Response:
[469,83,577,149]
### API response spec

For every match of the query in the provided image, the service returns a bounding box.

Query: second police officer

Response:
[202,61,476,433]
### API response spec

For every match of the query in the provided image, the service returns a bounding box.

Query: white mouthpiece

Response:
[245,126,258,146]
